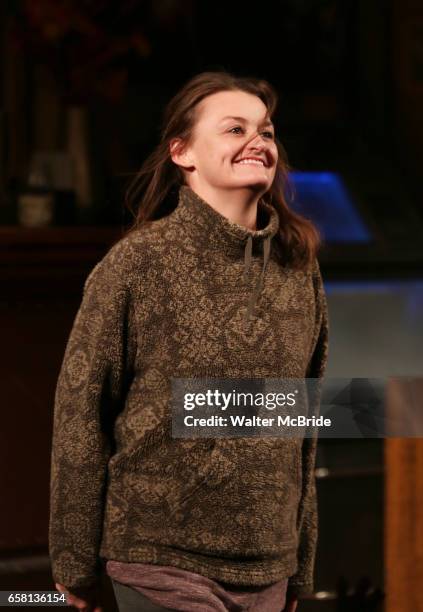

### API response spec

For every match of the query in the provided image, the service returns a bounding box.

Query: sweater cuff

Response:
[53,572,101,593]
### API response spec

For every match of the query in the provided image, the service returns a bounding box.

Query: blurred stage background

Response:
[1,1,422,611]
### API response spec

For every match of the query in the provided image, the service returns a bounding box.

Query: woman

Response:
[50,71,329,612]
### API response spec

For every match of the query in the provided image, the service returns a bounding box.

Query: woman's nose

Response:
[247,132,267,149]
[247,141,266,155]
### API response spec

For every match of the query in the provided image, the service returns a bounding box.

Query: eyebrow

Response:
[219,115,274,128]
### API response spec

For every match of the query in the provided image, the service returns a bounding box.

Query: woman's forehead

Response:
[195,91,270,125]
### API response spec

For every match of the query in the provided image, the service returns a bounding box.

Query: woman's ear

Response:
[169,138,194,170]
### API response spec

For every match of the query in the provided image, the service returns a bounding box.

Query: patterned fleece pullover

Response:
[49,184,329,599]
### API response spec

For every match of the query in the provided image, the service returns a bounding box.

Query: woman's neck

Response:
[185,183,263,230]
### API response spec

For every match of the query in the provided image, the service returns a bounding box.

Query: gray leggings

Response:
[111,579,177,612]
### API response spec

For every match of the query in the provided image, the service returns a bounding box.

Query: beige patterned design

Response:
[49,184,329,597]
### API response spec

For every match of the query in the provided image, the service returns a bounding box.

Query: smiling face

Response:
[170,90,278,197]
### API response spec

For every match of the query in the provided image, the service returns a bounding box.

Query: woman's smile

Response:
[234,159,268,167]
[233,155,272,170]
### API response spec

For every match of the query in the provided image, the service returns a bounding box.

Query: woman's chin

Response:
[229,178,271,191]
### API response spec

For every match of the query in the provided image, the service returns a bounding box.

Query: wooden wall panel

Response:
[385,379,423,612]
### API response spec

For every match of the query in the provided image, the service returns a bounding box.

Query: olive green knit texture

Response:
[49,185,329,596]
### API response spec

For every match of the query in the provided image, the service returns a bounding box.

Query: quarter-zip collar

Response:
[172,184,280,322]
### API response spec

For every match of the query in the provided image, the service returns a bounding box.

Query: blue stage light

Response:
[288,171,372,243]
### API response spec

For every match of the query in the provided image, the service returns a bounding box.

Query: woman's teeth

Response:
[236,159,265,166]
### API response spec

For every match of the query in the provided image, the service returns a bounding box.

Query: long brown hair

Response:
[123,71,321,269]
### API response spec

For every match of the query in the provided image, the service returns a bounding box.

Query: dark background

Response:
[1,1,422,611]
[2,0,422,233]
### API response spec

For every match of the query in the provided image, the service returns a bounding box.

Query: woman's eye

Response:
[229,126,274,139]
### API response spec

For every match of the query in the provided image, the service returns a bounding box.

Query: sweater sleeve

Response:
[48,249,137,591]
[287,258,329,599]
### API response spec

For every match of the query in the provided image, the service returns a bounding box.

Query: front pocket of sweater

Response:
[106,435,302,554]
[163,438,302,552]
